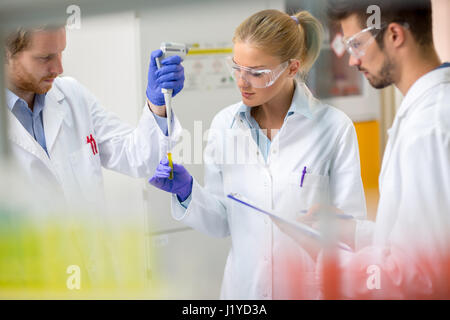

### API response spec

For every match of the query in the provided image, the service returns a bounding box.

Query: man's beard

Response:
[12,62,57,95]
[361,53,395,89]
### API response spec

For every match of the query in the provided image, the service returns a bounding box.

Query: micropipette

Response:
[156,42,188,179]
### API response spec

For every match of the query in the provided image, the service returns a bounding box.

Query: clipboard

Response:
[227,193,352,252]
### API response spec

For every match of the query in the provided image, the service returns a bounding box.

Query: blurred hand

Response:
[296,204,356,249]
[271,216,322,260]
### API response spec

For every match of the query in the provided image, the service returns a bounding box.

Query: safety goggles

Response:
[343,25,387,59]
[225,56,289,88]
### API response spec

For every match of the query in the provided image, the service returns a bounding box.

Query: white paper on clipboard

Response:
[227,193,352,252]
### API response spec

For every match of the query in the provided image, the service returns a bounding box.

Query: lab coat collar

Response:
[6,80,66,158]
[291,81,315,119]
[7,109,57,178]
[5,81,66,155]
[4,82,64,108]
[380,67,450,186]
[396,67,450,119]
[231,80,315,128]
[5,89,47,113]
[43,79,66,153]
[46,80,65,103]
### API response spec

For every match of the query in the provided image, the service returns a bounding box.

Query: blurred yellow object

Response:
[168,152,174,180]
[0,161,164,299]
[0,207,162,299]
[354,120,381,189]
[354,120,381,220]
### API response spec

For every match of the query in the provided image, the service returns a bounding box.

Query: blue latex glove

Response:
[149,157,193,202]
[146,49,185,106]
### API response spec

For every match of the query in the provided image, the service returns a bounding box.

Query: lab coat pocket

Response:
[289,173,330,217]
[69,143,104,204]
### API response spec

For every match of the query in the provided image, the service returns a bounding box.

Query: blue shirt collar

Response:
[5,89,21,112]
[232,81,314,128]
[436,62,450,70]
[5,89,46,116]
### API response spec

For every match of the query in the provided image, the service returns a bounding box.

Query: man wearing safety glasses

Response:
[290,0,450,299]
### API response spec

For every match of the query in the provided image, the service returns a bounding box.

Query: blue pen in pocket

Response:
[300,166,307,187]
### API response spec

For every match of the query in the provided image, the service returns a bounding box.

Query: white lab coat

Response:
[171,82,367,299]
[326,67,450,299]
[6,76,181,210]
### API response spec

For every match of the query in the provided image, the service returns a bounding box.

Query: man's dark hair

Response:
[327,0,433,48]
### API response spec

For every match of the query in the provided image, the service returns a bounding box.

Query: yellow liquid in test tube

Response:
[167,152,174,180]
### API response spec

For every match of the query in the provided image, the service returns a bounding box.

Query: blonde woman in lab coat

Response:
[149,9,367,299]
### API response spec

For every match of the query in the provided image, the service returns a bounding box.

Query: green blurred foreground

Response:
[0,203,163,299]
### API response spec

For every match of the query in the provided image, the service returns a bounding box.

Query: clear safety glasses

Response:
[343,25,387,59]
[225,57,289,88]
